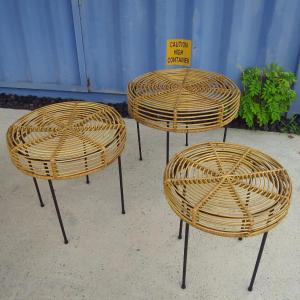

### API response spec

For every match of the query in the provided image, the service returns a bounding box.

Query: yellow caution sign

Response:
[166,39,192,66]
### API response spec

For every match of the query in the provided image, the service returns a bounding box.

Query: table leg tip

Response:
[181,284,186,289]
[64,240,69,245]
[248,287,252,292]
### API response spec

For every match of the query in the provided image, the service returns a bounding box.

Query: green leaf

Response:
[239,63,297,128]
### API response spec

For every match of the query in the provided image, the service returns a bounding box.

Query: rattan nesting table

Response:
[128,68,240,163]
[164,142,292,291]
[7,101,126,244]
[128,68,241,238]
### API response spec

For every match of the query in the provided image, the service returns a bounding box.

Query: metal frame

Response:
[32,156,125,244]
[180,222,269,291]
[181,222,190,289]
[33,177,44,207]
[118,156,126,215]
[48,180,69,244]
[136,123,228,165]
[248,232,268,291]
[137,122,143,161]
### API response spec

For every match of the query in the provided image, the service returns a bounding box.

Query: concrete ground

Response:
[0,108,300,300]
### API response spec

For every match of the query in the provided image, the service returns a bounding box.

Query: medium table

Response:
[164,142,292,291]
[7,101,126,244]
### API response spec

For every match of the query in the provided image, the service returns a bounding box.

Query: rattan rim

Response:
[128,68,240,133]
[7,101,126,180]
[164,142,292,237]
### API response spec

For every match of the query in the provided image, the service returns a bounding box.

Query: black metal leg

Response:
[84,152,89,184]
[33,177,45,207]
[118,156,125,214]
[136,122,143,161]
[48,180,68,244]
[248,232,268,291]
[223,126,227,142]
[185,133,188,146]
[181,222,190,289]
[178,219,183,239]
[166,131,170,165]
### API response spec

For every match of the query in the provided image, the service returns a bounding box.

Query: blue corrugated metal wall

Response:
[0,0,84,91]
[0,0,300,114]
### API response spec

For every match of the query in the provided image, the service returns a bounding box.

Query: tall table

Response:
[7,101,126,244]
[128,68,241,236]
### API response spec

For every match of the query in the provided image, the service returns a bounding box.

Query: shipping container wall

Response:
[0,0,299,114]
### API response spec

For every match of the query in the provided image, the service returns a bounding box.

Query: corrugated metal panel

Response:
[0,0,83,91]
[291,60,300,115]
[0,0,300,114]
[81,0,300,89]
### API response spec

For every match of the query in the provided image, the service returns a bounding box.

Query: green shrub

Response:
[239,64,297,127]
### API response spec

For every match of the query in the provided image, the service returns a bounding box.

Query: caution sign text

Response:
[166,39,192,66]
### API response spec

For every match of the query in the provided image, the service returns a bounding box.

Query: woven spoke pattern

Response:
[128,68,240,132]
[7,101,126,180]
[164,142,292,237]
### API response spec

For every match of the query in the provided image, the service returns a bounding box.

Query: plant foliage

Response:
[239,64,297,127]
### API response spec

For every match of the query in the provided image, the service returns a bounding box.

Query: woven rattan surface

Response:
[164,142,292,237]
[128,68,240,133]
[7,101,126,180]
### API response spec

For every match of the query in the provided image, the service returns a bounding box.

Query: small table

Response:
[7,101,126,244]
[164,142,292,291]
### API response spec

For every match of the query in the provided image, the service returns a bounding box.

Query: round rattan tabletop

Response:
[164,142,292,237]
[128,68,240,133]
[7,101,126,180]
